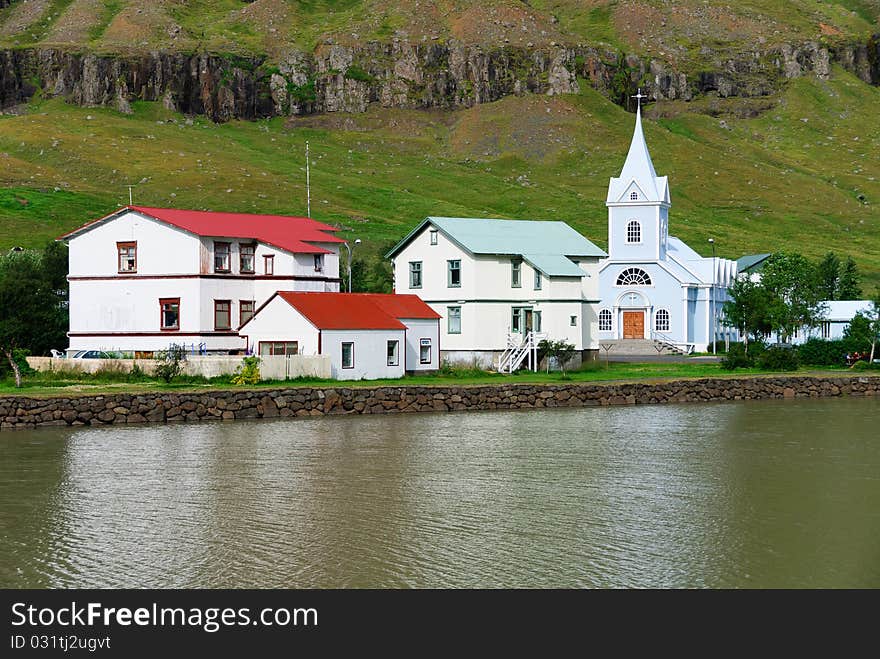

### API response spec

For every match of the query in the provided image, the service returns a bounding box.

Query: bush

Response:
[438,359,488,378]
[709,340,729,354]
[756,346,800,371]
[798,338,848,366]
[154,344,186,383]
[720,343,754,370]
[232,356,261,385]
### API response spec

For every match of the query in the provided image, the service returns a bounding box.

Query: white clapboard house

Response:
[386,217,606,370]
[61,206,345,355]
[240,292,441,380]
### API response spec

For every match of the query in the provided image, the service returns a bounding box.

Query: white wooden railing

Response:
[497,331,546,373]
[650,330,695,355]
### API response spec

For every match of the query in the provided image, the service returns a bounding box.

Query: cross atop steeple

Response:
[631,88,646,104]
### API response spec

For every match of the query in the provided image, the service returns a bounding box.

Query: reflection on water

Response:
[1,397,878,588]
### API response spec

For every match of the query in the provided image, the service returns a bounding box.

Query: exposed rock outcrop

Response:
[0,36,877,122]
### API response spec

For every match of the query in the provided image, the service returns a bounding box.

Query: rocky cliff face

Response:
[0,36,877,122]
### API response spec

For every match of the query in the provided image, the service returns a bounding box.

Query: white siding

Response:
[322,330,406,380]
[241,296,321,356]
[401,318,440,371]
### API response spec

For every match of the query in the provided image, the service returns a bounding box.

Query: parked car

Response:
[70,350,121,359]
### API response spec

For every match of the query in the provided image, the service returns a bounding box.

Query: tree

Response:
[760,252,824,341]
[816,252,840,300]
[0,245,69,387]
[722,276,773,352]
[538,339,577,376]
[867,290,880,364]
[837,257,863,299]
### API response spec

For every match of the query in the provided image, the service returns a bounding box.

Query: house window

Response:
[655,309,670,332]
[430,230,438,245]
[259,341,298,356]
[626,220,641,244]
[448,306,461,334]
[387,340,399,366]
[239,300,255,327]
[342,342,354,369]
[571,315,578,327]
[448,260,461,287]
[419,338,432,364]
[214,242,231,272]
[117,241,137,273]
[160,298,180,330]
[599,309,612,331]
[511,260,522,288]
[409,261,422,288]
[630,191,639,201]
[533,310,542,333]
[534,269,542,290]
[314,254,324,272]
[214,300,231,330]
[240,244,255,273]
[821,322,831,339]
[264,255,274,275]
[616,268,652,286]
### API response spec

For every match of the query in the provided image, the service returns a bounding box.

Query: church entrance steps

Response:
[599,339,687,357]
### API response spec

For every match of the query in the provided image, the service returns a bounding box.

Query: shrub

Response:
[720,343,754,370]
[709,340,728,354]
[232,356,262,386]
[756,346,800,371]
[438,359,488,378]
[154,344,186,384]
[798,338,848,366]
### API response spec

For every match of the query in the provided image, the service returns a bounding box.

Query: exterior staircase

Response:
[497,331,543,373]
[599,338,694,357]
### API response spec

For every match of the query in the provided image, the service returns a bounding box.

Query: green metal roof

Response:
[387,217,606,277]
[736,253,772,273]
[522,253,588,277]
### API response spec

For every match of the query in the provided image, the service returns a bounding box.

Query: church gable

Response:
[616,180,650,204]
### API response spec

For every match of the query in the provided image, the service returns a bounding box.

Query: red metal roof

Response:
[361,294,442,320]
[60,206,344,255]
[276,292,408,330]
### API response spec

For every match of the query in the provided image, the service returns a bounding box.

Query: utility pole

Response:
[306,141,311,218]
[343,239,361,292]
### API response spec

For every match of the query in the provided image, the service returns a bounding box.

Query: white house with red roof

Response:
[240,292,441,380]
[60,206,345,354]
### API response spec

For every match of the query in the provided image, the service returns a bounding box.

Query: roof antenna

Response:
[125,184,135,206]
[305,141,311,218]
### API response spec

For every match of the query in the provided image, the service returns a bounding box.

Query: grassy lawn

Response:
[0,362,865,399]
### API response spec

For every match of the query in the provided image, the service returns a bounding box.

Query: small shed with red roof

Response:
[240,292,441,380]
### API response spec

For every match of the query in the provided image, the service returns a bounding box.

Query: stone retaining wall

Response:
[1,375,877,431]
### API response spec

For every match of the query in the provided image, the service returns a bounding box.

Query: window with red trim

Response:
[214,242,231,273]
[214,300,231,330]
[160,298,180,330]
[117,241,137,273]
[240,244,255,273]
[239,300,255,327]
[264,254,274,275]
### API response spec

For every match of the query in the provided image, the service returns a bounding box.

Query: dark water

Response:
[1,397,879,588]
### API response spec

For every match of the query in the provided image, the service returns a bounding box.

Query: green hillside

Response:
[0,65,878,286]
[1,0,878,55]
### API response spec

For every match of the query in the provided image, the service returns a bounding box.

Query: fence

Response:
[26,355,332,380]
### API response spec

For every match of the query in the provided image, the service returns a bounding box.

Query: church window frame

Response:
[599,309,612,332]
[630,191,639,201]
[655,309,670,332]
[626,220,642,244]
[616,268,652,287]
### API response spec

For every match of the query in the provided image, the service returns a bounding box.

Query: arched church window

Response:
[655,309,670,332]
[599,309,612,331]
[626,220,641,243]
[616,268,652,286]
[630,191,639,201]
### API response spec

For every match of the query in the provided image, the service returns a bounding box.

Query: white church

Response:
[596,94,738,353]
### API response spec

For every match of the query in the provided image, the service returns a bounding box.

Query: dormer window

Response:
[314,254,324,273]
[626,220,641,244]
[630,191,639,201]
[240,244,255,273]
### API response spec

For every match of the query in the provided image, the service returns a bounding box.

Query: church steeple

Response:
[606,90,669,206]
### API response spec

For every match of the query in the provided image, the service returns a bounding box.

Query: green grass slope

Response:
[0,66,878,286]
[1,0,877,55]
